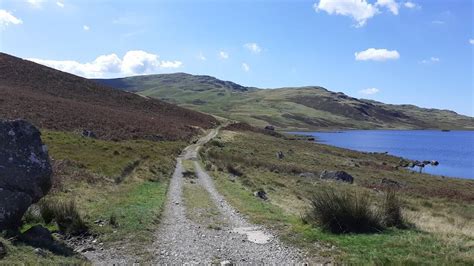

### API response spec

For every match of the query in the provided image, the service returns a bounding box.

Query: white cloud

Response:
[83,25,90,31]
[160,60,183,68]
[376,0,399,15]
[404,1,420,9]
[432,20,445,25]
[242,63,250,72]
[469,39,474,45]
[244,43,262,54]
[355,48,400,61]
[197,52,206,61]
[314,0,378,27]
[420,57,440,64]
[28,50,182,78]
[359,88,380,95]
[27,0,44,8]
[56,1,64,8]
[219,51,229,59]
[0,10,22,28]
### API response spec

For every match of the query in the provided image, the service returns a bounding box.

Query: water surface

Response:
[290,130,474,179]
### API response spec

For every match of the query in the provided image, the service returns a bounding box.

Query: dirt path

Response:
[152,128,306,264]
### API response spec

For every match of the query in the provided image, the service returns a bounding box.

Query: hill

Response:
[0,54,218,141]
[95,73,474,130]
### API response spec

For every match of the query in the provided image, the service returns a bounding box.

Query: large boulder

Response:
[319,170,354,184]
[0,120,52,230]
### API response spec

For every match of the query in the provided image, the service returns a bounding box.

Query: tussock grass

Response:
[38,199,88,235]
[306,190,383,234]
[305,189,407,234]
[380,189,407,228]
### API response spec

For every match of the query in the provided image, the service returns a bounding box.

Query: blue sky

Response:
[1,0,473,115]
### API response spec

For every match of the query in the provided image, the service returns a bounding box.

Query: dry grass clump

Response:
[38,199,88,235]
[306,189,407,234]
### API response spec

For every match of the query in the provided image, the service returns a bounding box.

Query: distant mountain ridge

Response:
[94,73,473,130]
[0,53,218,140]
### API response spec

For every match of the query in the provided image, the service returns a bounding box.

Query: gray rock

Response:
[276,151,285,160]
[299,172,316,178]
[264,125,275,131]
[0,120,52,229]
[81,129,96,138]
[319,170,354,184]
[34,248,48,257]
[21,225,73,256]
[253,190,268,200]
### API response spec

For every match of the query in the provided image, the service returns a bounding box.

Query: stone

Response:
[276,151,285,160]
[299,172,316,178]
[0,120,52,230]
[21,225,73,256]
[264,125,275,131]
[253,190,268,200]
[319,170,354,184]
[34,248,47,257]
[81,129,96,138]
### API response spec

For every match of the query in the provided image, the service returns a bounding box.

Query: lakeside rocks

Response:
[319,170,354,184]
[0,120,52,230]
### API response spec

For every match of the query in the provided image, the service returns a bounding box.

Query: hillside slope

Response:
[0,54,218,140]
[95,73,473,130]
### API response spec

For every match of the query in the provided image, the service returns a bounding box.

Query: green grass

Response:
[86,180,168,245]
[182,181,225,229]
[43,130,183,178]
[201,130,474,264]
[12,130,186,262]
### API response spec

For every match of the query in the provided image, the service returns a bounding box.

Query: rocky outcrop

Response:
[319,170,354,184]
[0,120,52,229]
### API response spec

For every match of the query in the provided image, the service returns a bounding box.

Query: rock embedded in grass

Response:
[319,170,354,184]
[0,119,52,230]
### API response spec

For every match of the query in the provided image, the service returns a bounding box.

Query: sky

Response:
[1,0,473,116]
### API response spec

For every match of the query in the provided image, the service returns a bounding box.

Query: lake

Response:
[290,130,474,179]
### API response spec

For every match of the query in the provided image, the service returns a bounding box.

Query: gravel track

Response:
[152,128,307,264]
[82,128,309,264]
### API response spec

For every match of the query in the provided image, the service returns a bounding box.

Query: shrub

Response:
[379,189,406,228]
[306,189,384,234]
[38,199,88,235]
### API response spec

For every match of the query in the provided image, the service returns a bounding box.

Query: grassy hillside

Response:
[95,73,474,130]
[0,54,218,141]
[199,128,474,264]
